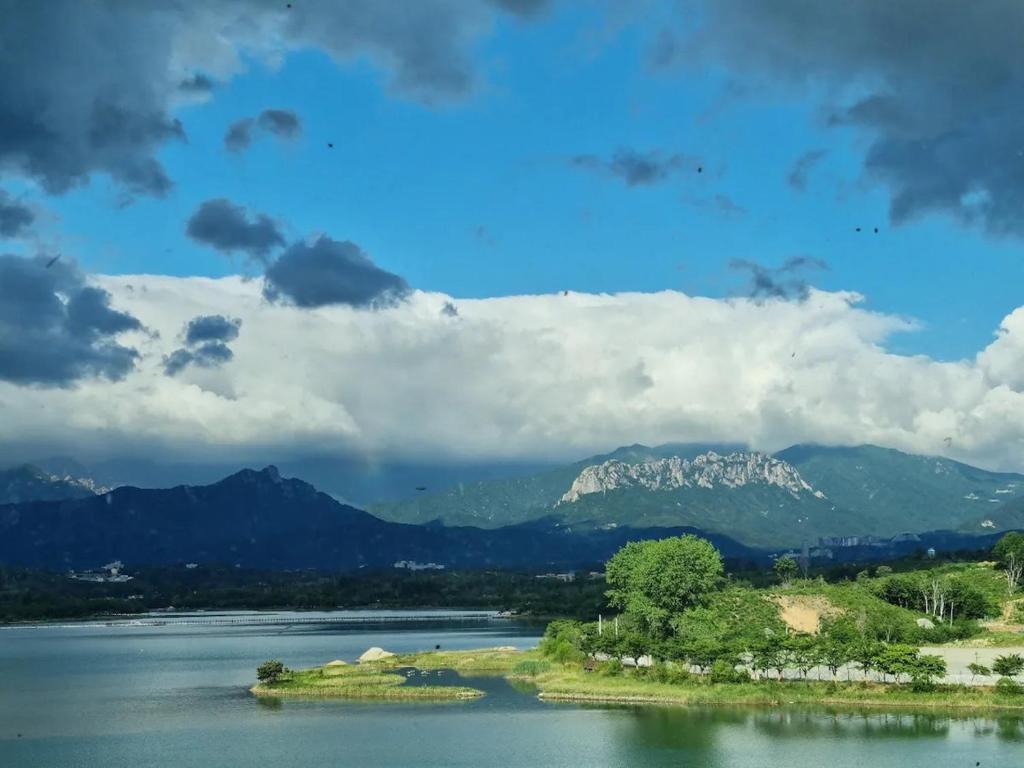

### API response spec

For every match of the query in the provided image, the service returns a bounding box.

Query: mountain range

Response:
[1,443,1021,570]
[0,465,760,571]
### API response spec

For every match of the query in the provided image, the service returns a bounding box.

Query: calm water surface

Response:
[1,610,1021,767]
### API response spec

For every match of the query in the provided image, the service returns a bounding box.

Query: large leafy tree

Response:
[993,532,1024,595]
[605,536,724,635]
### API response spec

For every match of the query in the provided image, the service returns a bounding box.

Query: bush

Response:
[599,659,623,676]
[649,662,692,685]
[709,659,747,684]
[995,677,1024,696]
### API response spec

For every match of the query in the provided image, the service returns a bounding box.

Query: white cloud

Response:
[3,274,1024,472]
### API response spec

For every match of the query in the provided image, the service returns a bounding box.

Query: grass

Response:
[383,646,536,674]
[250,662,484,700]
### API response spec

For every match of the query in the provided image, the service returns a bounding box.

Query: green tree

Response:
[605,536,723,635]
[539,620,586,663]
[993,532,1024,595]
[256,659,285,684]
[850,639,885,682]
[873,644,920,684]
[773,556,799,586]
[992,653,1024,678]
[787,634,820,681]
[967,662,991,681]
[909,654,947,689]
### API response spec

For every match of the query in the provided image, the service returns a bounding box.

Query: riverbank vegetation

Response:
[524,533,1024,711]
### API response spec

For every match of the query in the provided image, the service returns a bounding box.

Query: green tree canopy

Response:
[257,659,285,683]
[773,555,799,585]
[605,536,724,635]
[992,653,1024,678]
[993,532,1024,594]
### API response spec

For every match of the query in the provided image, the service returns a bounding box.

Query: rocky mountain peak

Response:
[559,451,826,504]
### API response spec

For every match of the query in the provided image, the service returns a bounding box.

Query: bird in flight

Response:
[44,254,61,269]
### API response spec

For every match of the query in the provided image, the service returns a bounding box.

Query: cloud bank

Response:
[3,274,1024,473]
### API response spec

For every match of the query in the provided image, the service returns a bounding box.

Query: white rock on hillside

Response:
[559,451,826,504]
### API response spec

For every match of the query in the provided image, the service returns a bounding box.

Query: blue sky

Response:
[29,3,1020,363]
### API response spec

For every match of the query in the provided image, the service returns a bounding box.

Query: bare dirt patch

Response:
[772,595,840,634]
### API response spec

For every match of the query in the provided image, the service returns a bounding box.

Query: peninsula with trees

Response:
[251,532,1024,711]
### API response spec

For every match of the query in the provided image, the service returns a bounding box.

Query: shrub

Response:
[995,677,1024,696]
[709,659,747,684]
[599,659,623,676]
[649,662,692,685]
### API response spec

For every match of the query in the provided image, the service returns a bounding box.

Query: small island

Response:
[250,654,485,701]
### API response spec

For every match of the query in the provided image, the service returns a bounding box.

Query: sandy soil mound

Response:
[358,647,396,663]
[772,595,840,634]
[325,659,348,667]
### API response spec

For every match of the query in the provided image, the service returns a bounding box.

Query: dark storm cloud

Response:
[226,109,302,152]
[787,149,827,191]
[263,236,411,309]
[0,1,541,196]
[163,341,234,377]
[690,0,1024,237]
[0,1,186,196]
[224,119,255,153]
[179,73,214,93]
[0,192,33,237]
[257,109,301,139]
[185,199,285,262]
[184,315,242,346]
[0,254,141,386]
[569,149,699,187]
[163,315,241,376]
[730,256,827,302]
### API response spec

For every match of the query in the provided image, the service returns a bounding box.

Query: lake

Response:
[1,610,1021,767]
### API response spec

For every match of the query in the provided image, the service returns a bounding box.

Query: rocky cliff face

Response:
[559,451,826,504]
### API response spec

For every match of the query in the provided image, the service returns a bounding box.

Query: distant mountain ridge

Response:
[374,443,1024,548]
[0,464,108,505]
[0,465,764,571]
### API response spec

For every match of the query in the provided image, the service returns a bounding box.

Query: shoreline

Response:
[535,689,1024,713]
[255,648,1024,714]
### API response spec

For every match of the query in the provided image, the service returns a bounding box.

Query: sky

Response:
[4,0,1024,488]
